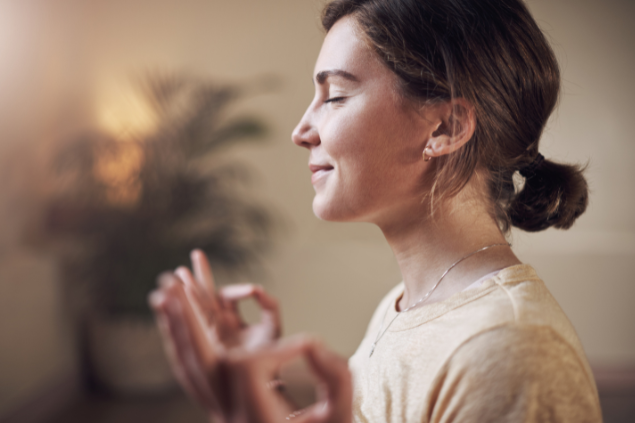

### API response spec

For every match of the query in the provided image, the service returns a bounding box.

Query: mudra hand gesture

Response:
[149,249,353,423]
[149,249,282,418]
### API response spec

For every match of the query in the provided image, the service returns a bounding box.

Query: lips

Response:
[309,163,334,184]
[309,164,333,173]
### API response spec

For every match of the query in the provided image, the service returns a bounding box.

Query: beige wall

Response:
[0,0,89,416]
[0,252,77,417]
[514,0,635,365]
[1,0,633,415]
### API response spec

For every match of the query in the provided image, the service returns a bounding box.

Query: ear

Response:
[424,98,476,158]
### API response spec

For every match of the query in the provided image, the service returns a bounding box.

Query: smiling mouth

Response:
[309,164,333,173]
[309,164,334,184]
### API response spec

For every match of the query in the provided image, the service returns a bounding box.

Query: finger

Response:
[220,284,282,338]
[220,284,278,312]
[306,342,349,387]
[175,266,221,324]
[150,274,188,318]
[163,294,223,411]
[150,288,211,406]
[217,284,256,330]
[174,265,197,289]
[304,342,352,421]
[174,268,212,338]
[225,337,315,422]
[148,287,167,311]
[154,306,208,405]
[218,283,254,317]
[253,286,282,339]
[257,335,317,373]
[159,273,220,365]
[218,284,254,321]
[191,249,216,294]
[219,283,258,301]
[291,402,331,423]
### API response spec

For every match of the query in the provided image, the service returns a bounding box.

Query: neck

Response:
[376,186,521,311]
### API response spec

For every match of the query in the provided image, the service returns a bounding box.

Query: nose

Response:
[292,108,320,149]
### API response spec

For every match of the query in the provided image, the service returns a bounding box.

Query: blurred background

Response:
[0,0,633,422]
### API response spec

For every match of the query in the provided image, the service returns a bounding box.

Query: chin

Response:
[312,196,360,222]
[312,196,341,221]
[312,198,336,221]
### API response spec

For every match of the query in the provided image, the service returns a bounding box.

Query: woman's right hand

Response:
[148,249,282,420]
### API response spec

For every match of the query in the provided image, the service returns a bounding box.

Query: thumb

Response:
[297,341,352,423]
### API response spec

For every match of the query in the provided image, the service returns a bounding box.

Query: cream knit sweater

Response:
[348,264,603,422]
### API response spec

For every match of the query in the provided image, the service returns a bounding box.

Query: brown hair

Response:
[322,0,588,232]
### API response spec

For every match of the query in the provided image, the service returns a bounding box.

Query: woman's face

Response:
[292,16,438,225]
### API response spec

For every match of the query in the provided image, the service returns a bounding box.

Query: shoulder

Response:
[449,324,594,386]
[426,324,602,423]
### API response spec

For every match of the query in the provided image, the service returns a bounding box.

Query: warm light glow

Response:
[92,81,155,207]
[96,82,158,141]
[93,141,144,207]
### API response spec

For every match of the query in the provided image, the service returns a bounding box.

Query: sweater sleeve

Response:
[425,324,603,423]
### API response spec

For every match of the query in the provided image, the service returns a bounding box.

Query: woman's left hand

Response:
[223,336,353,423]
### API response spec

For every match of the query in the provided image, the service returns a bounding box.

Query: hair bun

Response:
[509,158,588,232]
[519,153,545,179]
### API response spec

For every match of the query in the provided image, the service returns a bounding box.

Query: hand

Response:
[218,335,353,423]
[149,250,281,419]
[151,281,352,423]
[175,250,281,351]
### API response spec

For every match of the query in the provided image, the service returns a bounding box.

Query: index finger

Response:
[252,338,351,423]
[301,341,352,423]
[176,265,221,322]
[220,284,282,339]
[191,249,216,294]
[228,335,316,381]
[159,273,219,364]
[305,342,351,397]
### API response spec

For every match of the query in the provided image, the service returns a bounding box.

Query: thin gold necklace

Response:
[368,242,510,357]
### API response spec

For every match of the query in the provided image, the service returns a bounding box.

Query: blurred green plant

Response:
[40,73,278,318]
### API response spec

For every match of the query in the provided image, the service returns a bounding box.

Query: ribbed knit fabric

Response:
[348,264,602,422]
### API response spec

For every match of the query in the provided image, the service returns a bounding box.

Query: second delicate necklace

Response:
[368,242,510,357]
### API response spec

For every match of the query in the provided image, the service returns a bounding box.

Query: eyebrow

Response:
[315,69,360,84]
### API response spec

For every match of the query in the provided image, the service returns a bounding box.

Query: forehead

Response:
[314,16,380,79]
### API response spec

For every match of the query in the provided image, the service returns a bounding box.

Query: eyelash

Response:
[325,96,345,104]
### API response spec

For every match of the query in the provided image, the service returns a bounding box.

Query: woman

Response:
[150,0,603,421]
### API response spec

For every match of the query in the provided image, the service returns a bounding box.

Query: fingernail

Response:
[148,290,165,308]
[174,267,189,282]
[157,272,176,288]
[222,284,253,297]
[191,249,203,261]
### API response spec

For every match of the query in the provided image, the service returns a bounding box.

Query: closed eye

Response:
[325,96,346,104]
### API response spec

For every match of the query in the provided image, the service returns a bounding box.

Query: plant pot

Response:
[86,315,177,396]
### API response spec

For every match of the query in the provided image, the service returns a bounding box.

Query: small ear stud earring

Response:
[423,147,433,162]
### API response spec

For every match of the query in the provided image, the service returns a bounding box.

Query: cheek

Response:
[322,101,392,164]
[318,97,425,206]
[331,112,412,182]
[322,115,366,157]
